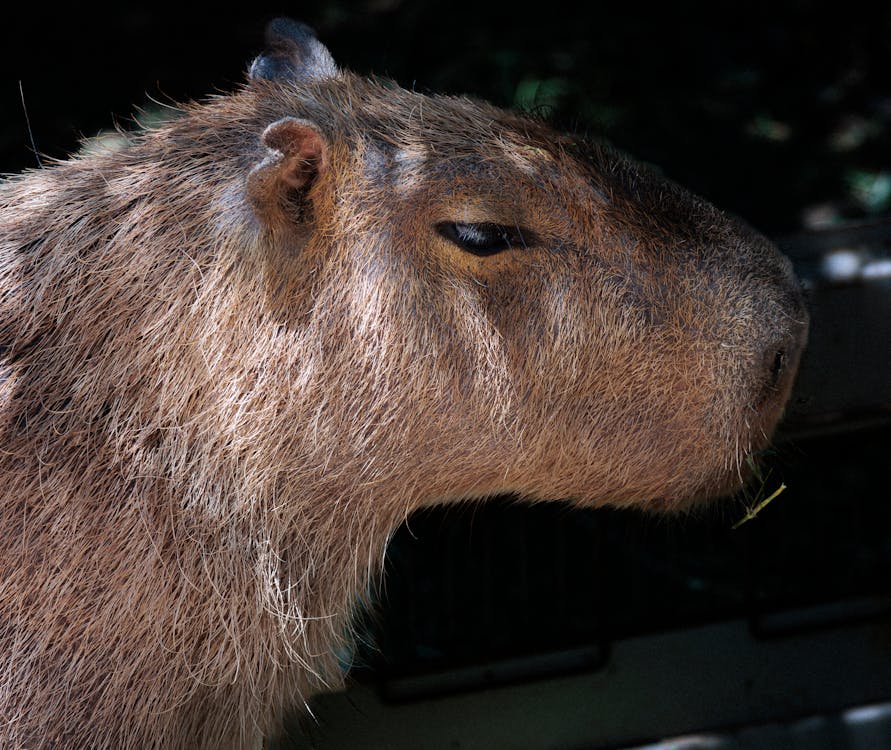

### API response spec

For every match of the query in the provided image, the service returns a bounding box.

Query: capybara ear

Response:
[247,117,328,219]
[249,18,337,83]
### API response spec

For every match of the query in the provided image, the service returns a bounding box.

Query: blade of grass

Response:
[732,483,787,529]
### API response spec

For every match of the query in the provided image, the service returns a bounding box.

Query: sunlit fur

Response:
[0,59,806,748]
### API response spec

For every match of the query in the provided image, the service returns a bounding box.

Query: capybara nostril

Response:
[751,306,808,415]
[770,347,788,388]
[757,345,790,406]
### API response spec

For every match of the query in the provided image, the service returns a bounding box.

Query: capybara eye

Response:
[435,221,529,257]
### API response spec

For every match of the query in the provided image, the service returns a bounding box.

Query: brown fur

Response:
[0,23,806,749]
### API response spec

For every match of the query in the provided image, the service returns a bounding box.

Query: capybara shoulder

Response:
[0,18,807,749]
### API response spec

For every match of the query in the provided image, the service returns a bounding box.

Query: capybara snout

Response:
[360,124,808,507]
[0,18,807,749]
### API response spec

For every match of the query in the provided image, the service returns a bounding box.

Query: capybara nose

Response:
[767,346,789,391]
[758,341,796,407]
[756,282,809,408]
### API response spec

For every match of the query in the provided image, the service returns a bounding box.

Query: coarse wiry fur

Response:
[0,21,807,749]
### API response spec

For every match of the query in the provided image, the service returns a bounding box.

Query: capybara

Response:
[0,18,807,749]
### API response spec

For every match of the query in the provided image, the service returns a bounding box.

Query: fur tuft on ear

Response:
[247,117,328,219]
[249,18,338,83]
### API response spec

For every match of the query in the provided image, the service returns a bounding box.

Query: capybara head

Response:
[0,18,807,749]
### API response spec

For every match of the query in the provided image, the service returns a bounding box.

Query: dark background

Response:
[3,2,890,233]
[3,3,891,748]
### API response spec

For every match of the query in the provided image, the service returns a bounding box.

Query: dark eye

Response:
[435,221,532,257]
